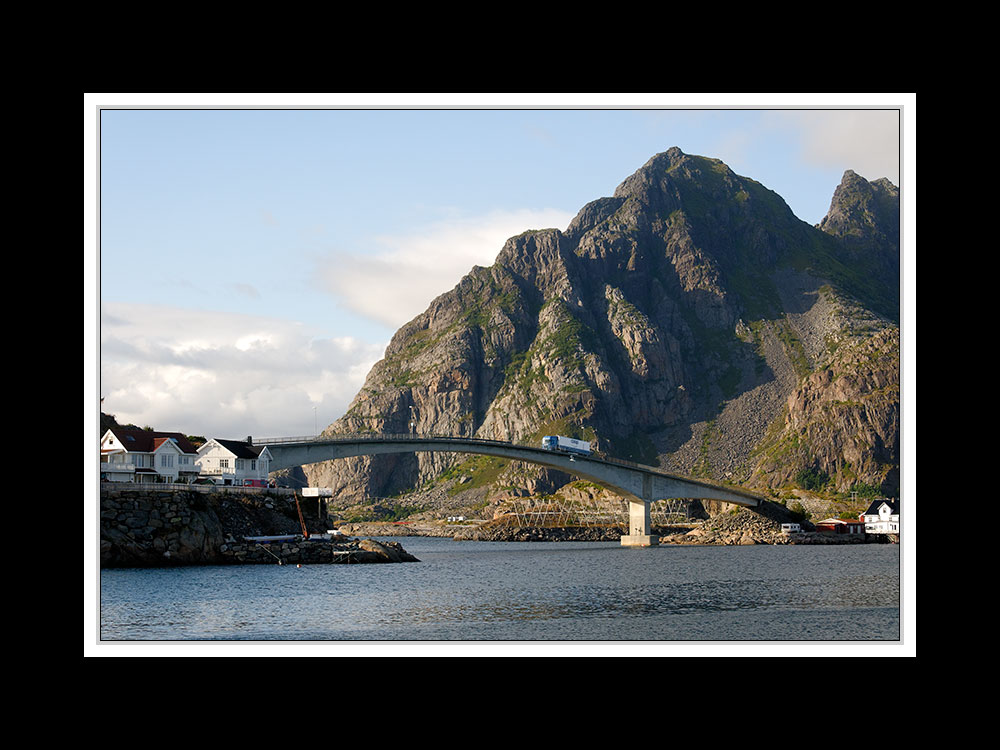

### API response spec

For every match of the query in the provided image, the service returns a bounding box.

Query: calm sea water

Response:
[98,538,901,644]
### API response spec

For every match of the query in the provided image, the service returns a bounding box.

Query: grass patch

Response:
[774,317,811,380]
[440,454,511,495]
[342,503,426,523]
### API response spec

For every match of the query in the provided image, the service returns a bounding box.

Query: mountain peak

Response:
[819,170,899,251]
[612,146,731,200]
[828,169,899,204]
[299,149,901,510]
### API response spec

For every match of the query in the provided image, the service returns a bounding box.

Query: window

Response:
[220,459,229,469]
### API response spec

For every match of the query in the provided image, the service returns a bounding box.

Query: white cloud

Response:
[100,302,385,439]
[770,110,901,184]
[315,208,575,328]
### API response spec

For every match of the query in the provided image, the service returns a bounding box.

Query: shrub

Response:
[795,466,830,491]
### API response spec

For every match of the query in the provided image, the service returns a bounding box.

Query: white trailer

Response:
[541,435,592,456]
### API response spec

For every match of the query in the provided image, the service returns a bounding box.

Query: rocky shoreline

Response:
[100,485,884,569]
[100,484,419,568]
[340,503,886,546]
[216,536,418,566]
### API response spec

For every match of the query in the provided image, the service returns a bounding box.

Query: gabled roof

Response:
[211,439,268,459]
[105,428,199,455]
[863,498,900,516]
[152,437,182,452]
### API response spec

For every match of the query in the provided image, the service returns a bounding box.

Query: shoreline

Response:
[337,520,891,545]
[100,485,891,569]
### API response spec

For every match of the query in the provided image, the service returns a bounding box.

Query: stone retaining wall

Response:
[99,484,417,567]
[101,485,225,566]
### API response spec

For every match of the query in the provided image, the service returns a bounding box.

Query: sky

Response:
[87,94,914,442]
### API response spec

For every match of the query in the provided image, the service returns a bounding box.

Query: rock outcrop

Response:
[100,485,418,567]
[297,149,900,513]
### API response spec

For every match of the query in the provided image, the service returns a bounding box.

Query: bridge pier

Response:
[620,475,659,547]
[620,499,658,547]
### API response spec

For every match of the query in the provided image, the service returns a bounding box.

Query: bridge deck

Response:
[254,432,763,506]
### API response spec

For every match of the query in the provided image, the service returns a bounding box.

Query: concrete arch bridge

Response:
[255,433,763,547]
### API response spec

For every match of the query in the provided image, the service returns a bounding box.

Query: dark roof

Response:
[213,439,267,459]
[863,498,900,515]
[107,428,199,455]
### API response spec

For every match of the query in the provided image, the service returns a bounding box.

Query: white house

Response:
[100,428,201,484]
[196,438,273,486]
[862,498,900,536]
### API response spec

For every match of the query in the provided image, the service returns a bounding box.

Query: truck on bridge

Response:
[541,435,592,456]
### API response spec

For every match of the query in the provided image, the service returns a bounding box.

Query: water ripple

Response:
[100,541,901,642]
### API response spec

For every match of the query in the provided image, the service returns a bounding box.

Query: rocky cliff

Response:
[295,147,900,515]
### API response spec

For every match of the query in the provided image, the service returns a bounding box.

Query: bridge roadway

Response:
[255,433,764,547]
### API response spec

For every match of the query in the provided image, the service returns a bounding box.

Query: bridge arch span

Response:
[257,434,762,547]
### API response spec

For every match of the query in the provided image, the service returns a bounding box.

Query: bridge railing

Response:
[100,481,296,496]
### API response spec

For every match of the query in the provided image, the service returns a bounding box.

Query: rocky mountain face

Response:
[296,147,900,512]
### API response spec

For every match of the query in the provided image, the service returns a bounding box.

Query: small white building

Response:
[302,487,333,497]
[100,428,201,484]
[862,498,900,536]
[196,438,273,486]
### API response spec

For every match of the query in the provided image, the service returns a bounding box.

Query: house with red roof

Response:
[813,517,866,535]
[100,428,201,484]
